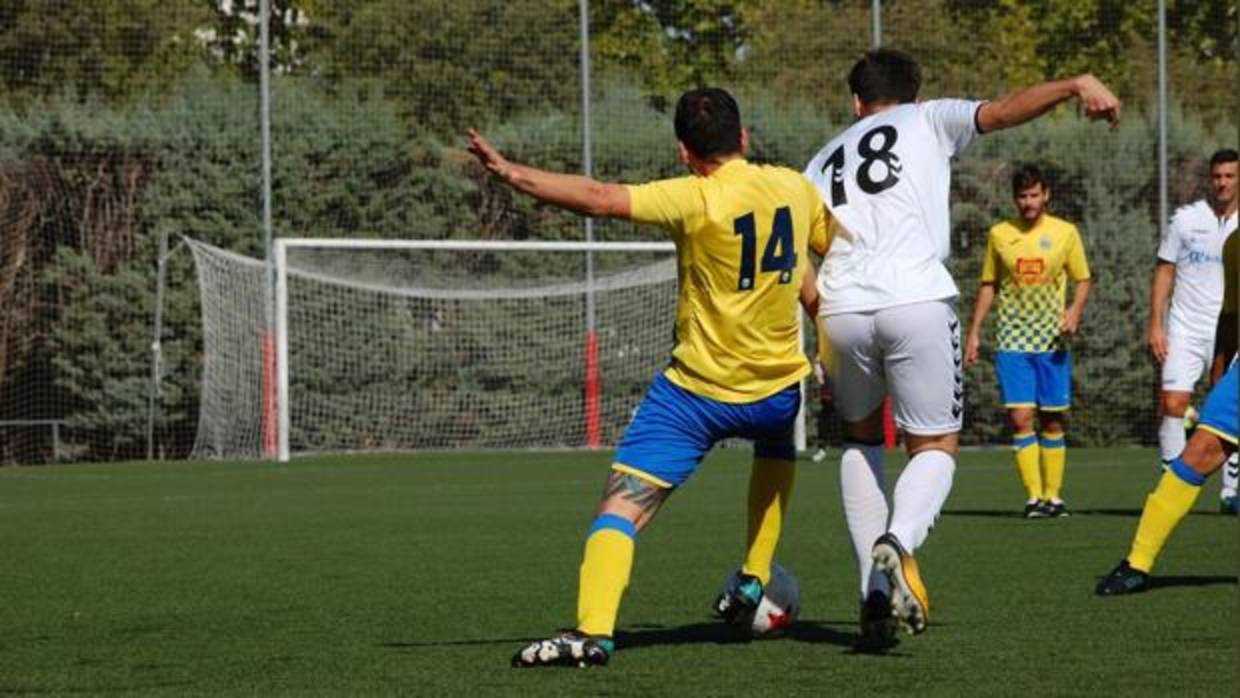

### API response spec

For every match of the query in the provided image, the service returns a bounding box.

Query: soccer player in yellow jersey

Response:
[467,87,830,667]
[965,164,1092,518]
[1096,229,1238,595]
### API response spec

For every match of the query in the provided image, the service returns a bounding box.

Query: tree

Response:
[291,0,583,133]
[0,0,210,103]
[593,0,760,104]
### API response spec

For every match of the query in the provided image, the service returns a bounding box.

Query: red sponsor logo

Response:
[1016,257,1045,285]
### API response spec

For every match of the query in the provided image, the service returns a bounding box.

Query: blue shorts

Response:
[995,351,1071,411]
[1198,361,1238,445]
[613,373,801,488]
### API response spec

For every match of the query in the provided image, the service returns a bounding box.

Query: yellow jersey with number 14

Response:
[982,214,1090,353]
[626,159,829,403]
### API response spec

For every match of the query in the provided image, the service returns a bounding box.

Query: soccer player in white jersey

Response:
[1147,149,1238,512]
[802,49,1120,646]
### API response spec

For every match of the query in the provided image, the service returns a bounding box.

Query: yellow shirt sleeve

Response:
[980,226,1000,283]
[625,177,704,235]
[1064,224,1091,281]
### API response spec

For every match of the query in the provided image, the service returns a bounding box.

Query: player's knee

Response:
[1160,391,1191,417]
[597,469,672,531]
[1038,411,1067,433]
[906,432,959,458]
[1181,430,1231,475]
[1006,407,1035,433]
[843,407,885,443]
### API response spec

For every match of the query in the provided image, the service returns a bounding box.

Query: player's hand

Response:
[1147,324,1168,364]
[466,129,513,182]
[964,331,981,367]
[1073,75,1121,128]
[1060,308,1083,337]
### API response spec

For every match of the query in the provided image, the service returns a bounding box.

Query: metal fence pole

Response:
[579,0,595,330]
[1157,0,1168,243]
[260,0,278,460]
[147,228,169,460]
[872,0,882,49]
[260,1,273,272]
[579,0,603,448]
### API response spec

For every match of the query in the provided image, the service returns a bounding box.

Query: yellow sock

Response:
[740,458,795,585]
[1039,431,1066,501]
[576,514,636,637]
[1012,432,1042,501]
[1127,462,1204,573]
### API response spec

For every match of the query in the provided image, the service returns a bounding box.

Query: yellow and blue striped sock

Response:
[1127,457,1204,573]
[1039,431,1066,502]
[576,513,636,638]
[741,458,795,585]
[1013,432,1042,502]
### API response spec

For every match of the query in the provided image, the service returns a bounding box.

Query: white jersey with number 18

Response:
[804,99,983,316]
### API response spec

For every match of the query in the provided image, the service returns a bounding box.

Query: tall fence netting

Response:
[0,1,1234,462]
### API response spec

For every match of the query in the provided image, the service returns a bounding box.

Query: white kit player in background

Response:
[803,48,1120,648]
[1147,149,1238,511]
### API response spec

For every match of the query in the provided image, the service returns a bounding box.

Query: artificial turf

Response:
[0,448,1234,696]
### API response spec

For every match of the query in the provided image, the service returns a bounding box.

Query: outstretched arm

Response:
[976,75,1121,133]
[467,129,631,219]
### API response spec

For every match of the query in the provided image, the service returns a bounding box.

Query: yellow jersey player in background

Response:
[965,164,1092,518]
[1097,229,1238,594]
[467,87,829,668]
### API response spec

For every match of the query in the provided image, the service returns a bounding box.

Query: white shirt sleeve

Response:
[920,99,984,157]
[1156,212,1182,263]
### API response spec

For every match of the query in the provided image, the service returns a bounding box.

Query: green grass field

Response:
[1,448,1235,696]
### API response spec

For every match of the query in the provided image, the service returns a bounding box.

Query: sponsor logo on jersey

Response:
[1016,257,1046,285]
[1181,248,1223,265]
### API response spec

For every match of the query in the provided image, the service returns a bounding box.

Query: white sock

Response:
[1158,416,1185,465]
[888,449,955,554]
[839,443,888,599]
[1222,452,1240,498]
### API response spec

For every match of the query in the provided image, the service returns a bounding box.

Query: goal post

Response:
[274,237,692,463]
[191,237,807,462]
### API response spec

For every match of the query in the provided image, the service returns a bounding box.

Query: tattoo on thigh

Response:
[604,472,669,511]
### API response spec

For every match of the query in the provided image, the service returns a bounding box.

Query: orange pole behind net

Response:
[882,396,897,449]
[262,332,278,458]
[584,329,601,448]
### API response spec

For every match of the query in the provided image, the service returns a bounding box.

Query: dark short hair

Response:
[674,88,743,160]
[1210,148,1239,168]
[848,49,921,105]
[1011,163,1048,196]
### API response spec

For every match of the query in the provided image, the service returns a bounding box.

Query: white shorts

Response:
[1161,334,1212,393]
[821,300,963,436]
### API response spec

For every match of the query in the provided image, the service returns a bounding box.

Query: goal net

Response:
[189,237,808,462]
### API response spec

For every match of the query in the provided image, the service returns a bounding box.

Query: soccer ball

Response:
[719,563,801,638]
[752,564,801,637]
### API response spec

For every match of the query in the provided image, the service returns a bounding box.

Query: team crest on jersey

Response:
[1039,235,1053,251]
[1016,257,1045,285]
